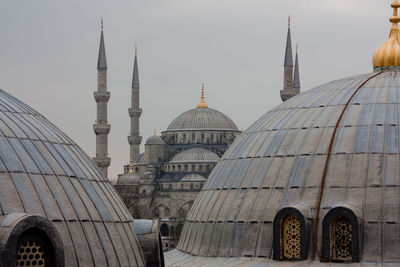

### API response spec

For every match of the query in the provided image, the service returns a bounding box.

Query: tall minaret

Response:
[280,16,298,101]
[293,44,301,92]
[93,19,111,178]
[127,45,142,160]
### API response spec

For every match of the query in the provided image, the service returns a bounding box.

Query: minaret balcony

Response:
[93,123,111,135]
[94,92,111,102]
[280,89,299,102]
[128,108,142,117]
[93,156,111,167]
[128,135,142,145]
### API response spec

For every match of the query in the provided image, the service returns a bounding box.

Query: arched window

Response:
[184,165,188,171]
[172,165,175,171]
[201,133,205,142]
[192,133,195,142]
[210,133,214,142]
[183,134,186,142]
[178,165,181,171]
[273,207,307,261]
[160,223,169,237]
[181,183,184,190]
[322,207,359,262]
[190,183,194,190]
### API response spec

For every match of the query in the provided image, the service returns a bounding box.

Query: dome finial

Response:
[129,158,133,173]
[288,15,291,28]
[101,17,104,31]
[153,129,156,136]
[373,0,400,70]
[197,83,208,108]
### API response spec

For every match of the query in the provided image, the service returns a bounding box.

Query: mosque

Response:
[91,16,301,250]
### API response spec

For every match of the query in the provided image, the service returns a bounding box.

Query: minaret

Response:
[93,19,111,178]
[280,16,298,101]
[127,45,142,160]
[293,44,301,92]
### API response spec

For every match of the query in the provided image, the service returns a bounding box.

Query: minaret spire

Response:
[280,16,299,101]
[293,44,301,92]
[128,44,142,161]
[93,19,111,178]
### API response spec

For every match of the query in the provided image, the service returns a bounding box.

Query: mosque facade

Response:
[93,16,301,250]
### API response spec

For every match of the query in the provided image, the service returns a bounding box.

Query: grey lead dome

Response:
[174,70,400,265]
[0,89,145,266]
[165,107,239,132]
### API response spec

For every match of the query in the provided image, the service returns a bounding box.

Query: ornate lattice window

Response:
[282,215,301,260]
[273,208,307,261]
[331,218,352,262]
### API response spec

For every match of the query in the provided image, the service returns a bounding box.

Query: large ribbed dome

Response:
[173,70,400,265]
[0,89,145,266]
[165,107,239,132]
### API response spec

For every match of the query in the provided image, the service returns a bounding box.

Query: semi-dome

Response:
[174,69,400,265]
[170,147,219,164]
[0,89,145,266]
[165,107,239,132]
[145,135,165,145]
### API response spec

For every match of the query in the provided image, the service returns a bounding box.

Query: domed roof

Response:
[117,173,140,185]
[165,107,239,132]
[0,89,145,266]
[175,70,400,265]
[145,135,165,145]
[170,147,219,164]
[181,173,206,182]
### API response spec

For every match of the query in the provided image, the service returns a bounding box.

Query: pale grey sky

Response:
[0,0,390,180]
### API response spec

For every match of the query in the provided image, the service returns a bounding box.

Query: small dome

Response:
[180,173,206,182]
[170,147,219,164]
[165,107,239,132]
[117,173,140,185]
[145,135,165,145]
[373,1,400,69]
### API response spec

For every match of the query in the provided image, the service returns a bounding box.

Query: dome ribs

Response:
[313,68,387,260]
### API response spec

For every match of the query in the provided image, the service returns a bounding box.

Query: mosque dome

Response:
[117,173,140,185]
[0,89,145,266]
[145,135,165,145]
[169,147,219,164]
[165,107,239,132]
[164,84,239,132]
[174,69,400,265]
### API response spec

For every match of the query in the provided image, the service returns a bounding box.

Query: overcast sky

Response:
[0,0,391,180]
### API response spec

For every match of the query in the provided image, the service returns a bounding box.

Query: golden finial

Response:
[288,16,291,28]
[129,159,133,174]
[101,17,104,31]
[153,129,157,136]
[373,0,400,69]
[296,43,298,54]
[135,43,138,56]
[197,83,208,108]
